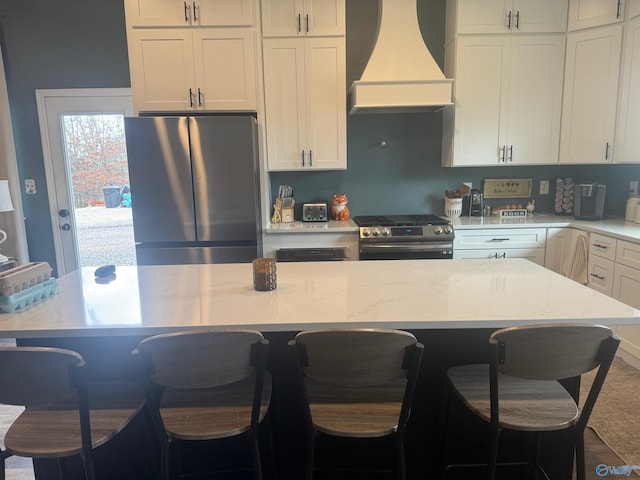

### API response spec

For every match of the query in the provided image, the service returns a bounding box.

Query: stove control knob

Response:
[362,228,371,237]
[443,225,453,235]
[372,228,381,237]
[381,227,391,237]
[434,226,443,234]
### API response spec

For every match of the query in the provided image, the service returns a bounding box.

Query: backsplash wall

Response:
[270,111,637,219]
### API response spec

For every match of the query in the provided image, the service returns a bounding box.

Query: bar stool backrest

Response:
[0,347,84,406]
[489,324,615,380]
[134,329,265,389]
[294,328,418,387]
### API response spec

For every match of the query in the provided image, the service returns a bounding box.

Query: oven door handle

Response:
[360,242,454,252]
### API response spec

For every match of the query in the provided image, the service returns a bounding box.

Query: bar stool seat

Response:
[0,347,146,480]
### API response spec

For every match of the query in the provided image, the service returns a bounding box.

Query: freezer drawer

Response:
[136,245,257,265]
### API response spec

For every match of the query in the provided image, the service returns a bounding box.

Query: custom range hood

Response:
[350,0,453,114]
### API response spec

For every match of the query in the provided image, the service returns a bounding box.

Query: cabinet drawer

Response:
[589,233,617,260]
[615,239,640,270]
[453,248,545,266]
[587,255,615,296]
[453,228,546,250]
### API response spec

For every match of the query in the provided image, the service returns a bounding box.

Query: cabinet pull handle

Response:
[500,253,506,258]
[590,273,605,280]
[491,238,510,242]
[197,88,202,107]
[193,1,198,22]
[297,14,301,33]
[499,145,505,163]
[306,14,309,33]
[593,243,608,250]
[617,0,623,18]
[184,1,189,22]
[506,10,512,30]
[605,142,610,160]
[301,150,305,166]
[508,145,513,162]
[189,88,194,108]
[515,10,520,29]
[309,150,313,166]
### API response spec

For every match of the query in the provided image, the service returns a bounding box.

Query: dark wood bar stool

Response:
[132,329,271,480]
[289,328,424,480]
[444,323,620,480]
[0,346,146,480]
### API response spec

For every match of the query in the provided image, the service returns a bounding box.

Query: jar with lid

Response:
[625,194,640,221]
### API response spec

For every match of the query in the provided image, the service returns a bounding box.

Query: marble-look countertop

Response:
[265,216,640,243]
[0,259,636,338]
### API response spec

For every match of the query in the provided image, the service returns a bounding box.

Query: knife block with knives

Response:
[272,185,295,223]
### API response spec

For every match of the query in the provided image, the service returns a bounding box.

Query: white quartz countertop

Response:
[265,215,640,243]
[0,259,636,338]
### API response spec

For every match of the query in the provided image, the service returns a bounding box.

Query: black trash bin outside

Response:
[102,186,122,208]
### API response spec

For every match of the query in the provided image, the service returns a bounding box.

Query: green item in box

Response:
[0,278,58,313]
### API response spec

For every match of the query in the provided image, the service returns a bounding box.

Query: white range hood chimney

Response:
[350,0,453,114]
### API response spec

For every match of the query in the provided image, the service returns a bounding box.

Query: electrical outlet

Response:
[630,181,638,194]
[24,179,36,195]
[539,180,549,195]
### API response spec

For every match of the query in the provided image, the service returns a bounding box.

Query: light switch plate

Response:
[539,180,549,195]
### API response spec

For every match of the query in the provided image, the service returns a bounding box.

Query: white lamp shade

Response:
[0,180,14,213]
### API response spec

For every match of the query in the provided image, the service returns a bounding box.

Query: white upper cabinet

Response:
[127,28,257,112]
[263,37,346,170]
[442,35,565,166]
[446,0,568,38]
[615,16,640,163]
[261,0,345,37]
[560,25,622,163]
[630,0,640,18]
[125,0,254,27]
[568,0,624,31]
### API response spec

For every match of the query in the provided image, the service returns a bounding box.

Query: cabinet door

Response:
[512,0,569,33]
[304,37,346,170]
[262,0,344,37]
[305,0,345,36]
[192,29,256,110]
[262,0,305,37]
[454,0,568,34]
[631,0,640,18]
[616,16,640,163]
[453,248,545,265]
[568,0,624,31]
[448,37,510,166]
[560,26,622,164]
[263,38,307,170]
[545,227,577,273]
[125,0,190,27]
[196,0,254,26]
[506,35,564,164]
[127,29,196,113]
[587,255,615,295]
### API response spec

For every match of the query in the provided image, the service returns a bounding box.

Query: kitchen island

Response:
[1,259,637,480]
[0,258,636,337]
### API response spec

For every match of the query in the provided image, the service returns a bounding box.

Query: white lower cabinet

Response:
[263,231,358,260]
[453,228,546,265]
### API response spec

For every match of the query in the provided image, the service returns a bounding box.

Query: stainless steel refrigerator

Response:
[124,115,261,265]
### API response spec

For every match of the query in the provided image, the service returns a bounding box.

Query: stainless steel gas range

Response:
[353,215,454,261]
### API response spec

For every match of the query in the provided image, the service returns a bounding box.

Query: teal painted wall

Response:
[0,0,638,273]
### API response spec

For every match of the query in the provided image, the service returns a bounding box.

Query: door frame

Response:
[36,88,133,275]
